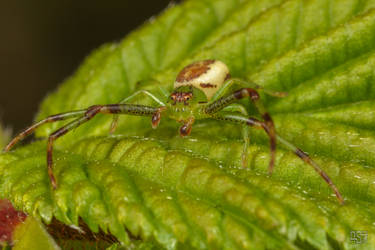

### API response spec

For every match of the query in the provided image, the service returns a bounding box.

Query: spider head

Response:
[168,85,207,106]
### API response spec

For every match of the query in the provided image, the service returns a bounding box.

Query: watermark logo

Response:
[350,231,368,244]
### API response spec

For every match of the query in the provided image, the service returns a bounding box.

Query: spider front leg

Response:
[5,104,160,189]
[205,87,277,174]
[4,110,87,152]
[110,89,166,133]
[210,77,287,102]
[210,113,344,204]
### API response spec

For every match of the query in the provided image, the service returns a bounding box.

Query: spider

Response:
[4,59,344,204]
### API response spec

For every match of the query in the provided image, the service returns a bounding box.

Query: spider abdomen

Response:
[174,60,230,100]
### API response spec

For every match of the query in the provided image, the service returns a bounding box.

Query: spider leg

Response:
[4,110,87,152]
[275,135,344,204]
[179,117,195,137]
[152,106,167,128]
[157,86,170,99]
[221,104,251,167]
[7,104,159,189]
[209,77,287,103]
[205,88,277,174]
[110,90,165,133]
[210,113,344,204]
[206,77,287,169]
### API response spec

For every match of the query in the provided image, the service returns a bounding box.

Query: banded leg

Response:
[48,104,158,188]
[275,136,344,204]
[210,78,287,102]
[4,110,86,152]
[110,90,165,133]
[7,104,158,189]
[211,113,344,204]
[205,88,277,174]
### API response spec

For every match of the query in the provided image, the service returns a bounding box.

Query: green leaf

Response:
[12,217,60,250]
[1,0,375,248]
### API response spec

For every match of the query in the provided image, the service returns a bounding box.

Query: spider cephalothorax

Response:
[4,59,344,204]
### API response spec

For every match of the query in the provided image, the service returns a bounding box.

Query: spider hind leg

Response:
[205,87,277,174]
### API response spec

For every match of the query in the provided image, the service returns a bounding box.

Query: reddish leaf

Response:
[0,199,27,245]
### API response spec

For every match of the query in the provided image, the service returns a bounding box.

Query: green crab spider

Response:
[4,59,344,204]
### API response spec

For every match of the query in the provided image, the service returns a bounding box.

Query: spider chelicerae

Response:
[4,59,344,204]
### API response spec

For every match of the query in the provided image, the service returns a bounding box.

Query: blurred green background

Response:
[0,0,174,133]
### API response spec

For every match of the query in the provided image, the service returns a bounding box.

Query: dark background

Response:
[0,0,174,133]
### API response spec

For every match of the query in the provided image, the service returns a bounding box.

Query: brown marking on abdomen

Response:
[200,83,217,88]
[176,60,215,82]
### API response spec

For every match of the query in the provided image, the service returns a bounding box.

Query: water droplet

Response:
[68,224,84,233]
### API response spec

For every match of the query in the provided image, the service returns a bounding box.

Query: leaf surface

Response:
[1,0,375,249]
